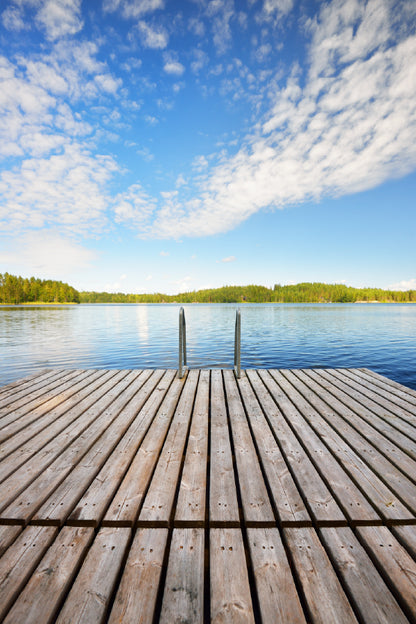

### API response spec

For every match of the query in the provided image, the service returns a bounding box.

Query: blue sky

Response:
[0,0,415,294]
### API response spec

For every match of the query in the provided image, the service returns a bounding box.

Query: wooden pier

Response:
[0,366,416,623]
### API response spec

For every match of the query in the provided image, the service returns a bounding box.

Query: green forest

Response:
[1,273,416,304]
[79,282,416,304]
[0,273,80,304]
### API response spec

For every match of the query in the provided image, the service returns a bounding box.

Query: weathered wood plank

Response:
[238,373,311,526]
[0,526,58,621]
[284,527,359,624]
[159,528,205,624]
[359,368,416,401]
[249,370,347,526]
[102,374,184,527]
[2,526,94,624]
[0,370,100,447]
[210,528,255,624]
[223,370,275,526]
[315,369,416,443]
[67,370,182,526]
[32,370,165,525]
[350,368,416,407]
[275,369,415,524]
[0,370,141,524]
[107,528,168,624]
[0,369,52,396]
[0,524,22,556]
[269,369,383,525]
[339,368,416,417]
[300,369,416,463]
[138,370,199,527]
[326,369,416,427]
[0,369,86,423]
[356,525,416,619]
[320,526,410,624]
[209,370,240,527]
[392,524,416,559]
[0,369,121,484]
[175,370,209,526]
[247,528,307,624]
[55,527,131,624]
[0,369,66,406]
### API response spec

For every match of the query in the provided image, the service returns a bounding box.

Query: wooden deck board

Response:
[0,367,415,622]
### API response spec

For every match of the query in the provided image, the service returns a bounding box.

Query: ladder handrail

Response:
[178,307,241,378]
[178,307,187,378]
[234,308,241,379]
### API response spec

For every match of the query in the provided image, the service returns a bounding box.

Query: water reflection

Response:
[1,303,415,389]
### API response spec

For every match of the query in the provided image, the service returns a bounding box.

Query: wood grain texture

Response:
[107,528,168,624]
[210,528,255,624]
[160,528,205,624]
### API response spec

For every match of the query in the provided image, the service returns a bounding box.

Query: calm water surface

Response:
[1,303,415,389]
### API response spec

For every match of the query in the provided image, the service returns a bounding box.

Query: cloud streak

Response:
[116,0,416,239]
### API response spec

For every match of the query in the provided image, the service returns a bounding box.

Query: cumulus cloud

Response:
[163,59,185,76]
[114,0,416,239]
[35,0,84,40]
[220,256,236,262]
[137,20,168,49]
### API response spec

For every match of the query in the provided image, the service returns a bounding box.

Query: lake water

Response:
[1,303,415,389]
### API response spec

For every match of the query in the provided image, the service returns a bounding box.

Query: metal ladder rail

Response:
[234,308,241,379]
[178,307,188,378]
[178,307,241,378]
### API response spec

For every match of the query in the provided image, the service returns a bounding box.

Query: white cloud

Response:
[113,0,416,239]
[160,251,169,256]
[0,231,97,278]
[1,5,26,31]
[206,0,235,55]
[390,279,416,291]
[163,60,185,76]
[137,20,168,49]
[35,0,84,40]
[103,0,164,19]
[261,0,294,19]
[221,256,236,263]
[0,144,118,235]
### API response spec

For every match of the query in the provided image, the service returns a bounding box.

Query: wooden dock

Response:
[0,366,416,623]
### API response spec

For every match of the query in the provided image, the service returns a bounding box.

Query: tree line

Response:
[79,282,416,304]
[2,273,416,304]
[0,273,80,304]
